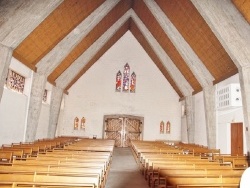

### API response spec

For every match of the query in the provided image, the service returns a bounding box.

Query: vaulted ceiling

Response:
[4,0,250,98]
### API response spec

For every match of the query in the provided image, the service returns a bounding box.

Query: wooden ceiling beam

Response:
[131,10,193,96]
[130,20,183,98]
[0,0,63,48]
[35,0,120,77]
[144,0,214,89]
[48,0,131,83]
[56,10,132,89]
[65,19,130,92]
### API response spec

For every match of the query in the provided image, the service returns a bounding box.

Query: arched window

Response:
[115,63,136,93]
[123,63,130,92]
[116,71,122,92]
[81,117,86,131]
[130,72,136,93]
[74,117,79,130]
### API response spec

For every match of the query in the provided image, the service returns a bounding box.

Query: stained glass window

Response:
[81,117,86,131]
[130,72,136,93]
[115,71,122,92]
[6,69,25,93]
[115,63,136,93]
[74,117,79,130]
[123,63,130,92]
[43,89,48,103]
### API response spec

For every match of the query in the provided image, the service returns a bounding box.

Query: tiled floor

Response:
[105,147,148,188]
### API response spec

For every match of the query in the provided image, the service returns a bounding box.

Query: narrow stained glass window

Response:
[130,72,136,93]
[123,63,130,92]
[74,117,79,130]
[115,71,122,92]
[6,69,25,93]
[43,89,47,103]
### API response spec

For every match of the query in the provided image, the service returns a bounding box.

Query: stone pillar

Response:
[185,95,195,144]
[25,73,46,142]
[0,44,13,103]
[203,85,216,149]
[238,67,250,153]
[191,0,250,153]
[47,86,63,138]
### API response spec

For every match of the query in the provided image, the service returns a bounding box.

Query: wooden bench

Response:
[176,183,239,188]
[0,173,99,187]
[150,168,244,188]
[0,151,12,163]
[213,154,249,169]
[164,175,240,188]
[0,170,103,187]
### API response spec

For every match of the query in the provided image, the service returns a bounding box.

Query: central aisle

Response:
[105,147,148,188]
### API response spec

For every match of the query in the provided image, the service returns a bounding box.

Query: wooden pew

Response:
[150,168,244,188]
[0,174,100,187]
[0,165,105,185]
[131,140,243,188]
[0,138,114,188]
[165,175,240,188]
[213,154,249,170]
[0,151,12,164]
[176,184,239,188]
[0,182,95,188]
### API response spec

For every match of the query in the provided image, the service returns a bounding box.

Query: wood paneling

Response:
[232,0,250,24]
[49,0,132,84]
[155,0,238,84]
[133,0,201,93]
[13,0,105,69]
[8,0,244,98]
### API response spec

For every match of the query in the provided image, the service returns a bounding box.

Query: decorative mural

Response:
[6,69,25,93]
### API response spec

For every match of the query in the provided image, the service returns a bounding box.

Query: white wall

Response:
[0,58,31,145]
[0,57,53,145]
[216,74,246,154]
[58,31,182,141]
[36,83,53,140]
[193,74,246,154]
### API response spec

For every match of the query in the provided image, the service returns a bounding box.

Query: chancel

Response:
[0,0,249,187]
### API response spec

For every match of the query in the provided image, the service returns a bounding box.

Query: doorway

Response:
[231,122,243,155]
[103,115,143,147]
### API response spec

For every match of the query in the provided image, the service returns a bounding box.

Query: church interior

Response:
[0,0,250,187]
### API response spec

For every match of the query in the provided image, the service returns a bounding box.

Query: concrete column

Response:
[56,10,131,88]
[191,0,250,152]
[203,85,216,149]
[185,95,195,144]
[0,0,63,48]
[0,44,13,103]
[36,0,119,76]
[191,0,250,69]
[238,67,250,153]
[144,0,214,88]
[130,10,193,96]
[47,86,63,138]
[24,1,118,141]
[25,73,46,142]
